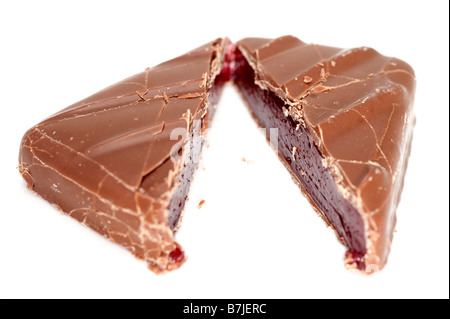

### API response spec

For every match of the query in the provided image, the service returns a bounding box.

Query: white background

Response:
[0,0,448,299]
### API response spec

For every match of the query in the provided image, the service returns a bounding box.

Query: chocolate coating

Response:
[236,36,415,271]
[19,38,229,273]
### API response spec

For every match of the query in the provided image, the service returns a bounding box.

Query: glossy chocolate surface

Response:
[236,36,415,271]
[19,38,229,273]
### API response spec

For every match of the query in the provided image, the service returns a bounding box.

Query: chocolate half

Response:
[19,38,230,273]
[234,36,415,272]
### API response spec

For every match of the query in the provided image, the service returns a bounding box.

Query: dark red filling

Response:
[169,246,185,263]
[233,48,367,269]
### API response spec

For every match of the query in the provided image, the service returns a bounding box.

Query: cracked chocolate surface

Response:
[236,36,415,271]
[19,38,229,273]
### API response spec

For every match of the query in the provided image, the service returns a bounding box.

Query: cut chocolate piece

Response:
[19,38,231,273]
[234,36,415,272]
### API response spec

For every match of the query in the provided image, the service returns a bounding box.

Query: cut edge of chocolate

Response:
[233,36,415,273]
[233,49,367,270]
[165,38,232,233]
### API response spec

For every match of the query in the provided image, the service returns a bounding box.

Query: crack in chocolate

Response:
[35,128,138,194]
[123,81,147,89]
[350,109,393,175]
[37,98,144,127]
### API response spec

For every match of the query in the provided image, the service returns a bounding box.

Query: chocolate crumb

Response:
[304,76,313,83]
[292,147,297,161]
[241,157,255,164]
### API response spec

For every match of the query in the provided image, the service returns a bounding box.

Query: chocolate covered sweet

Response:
[19,35,415,274]
[19,38,231,273]
[233,36,415,272]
